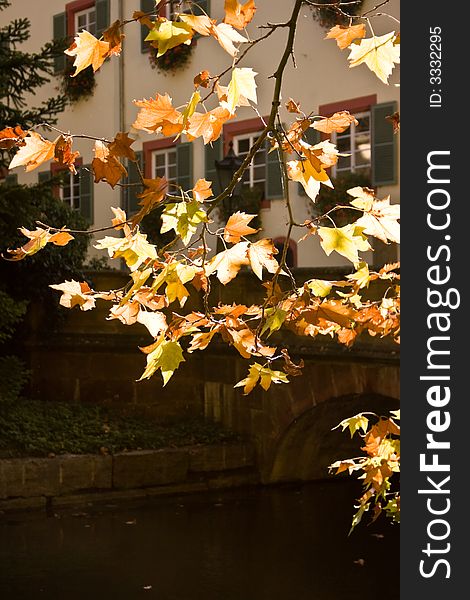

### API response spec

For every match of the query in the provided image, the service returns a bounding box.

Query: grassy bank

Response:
[0,400,240,458]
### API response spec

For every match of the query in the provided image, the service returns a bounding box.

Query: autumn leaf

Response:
[179,14,213,36]
[181,91,201,131]
[9,131,55,172]
[313,111,358,134]
[102,20,125,57]
[226,328,276,359]
[225,67,258,114]
[192,178,213,202]
[65,30,110,76]
[131,177,168,227]
[325,24,366,50]
[347,32,400,84]
[136,309,168,338]
[188,329,219,353]
[224,211,259,243]
[108,301,140,326]
[95,230,158,271]
[132,10,155,30]
[50,280,96,311]
[108,132,136,161]
[211,22,247,57]
[234,362,288,395]
[194,70,210,88]
[224,0,257,30]
[133,93,183,136]
[318,224,372,265]
[285,98,301,114]
[92,140,127,188]
[281,349,304,377]
[54,135,80,173]
[333,413,370,438]
[186,107,233,144]
[139,337,185,385]
[348,188,400,244]
[4,226,74,261]
[206,242,249,284]
[0,125,27,149]
[145,19,193,58]
[247,239,282,280]
[386,111,400,133]
[286,145,333,202]
[161,200,208,246]
[260,308,287,337]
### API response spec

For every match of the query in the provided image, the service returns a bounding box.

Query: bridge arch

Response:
[269,393,399,482]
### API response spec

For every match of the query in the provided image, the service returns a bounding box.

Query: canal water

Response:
[0,481,399,599]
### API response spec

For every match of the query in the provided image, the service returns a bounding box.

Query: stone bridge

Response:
[25,269,399,484]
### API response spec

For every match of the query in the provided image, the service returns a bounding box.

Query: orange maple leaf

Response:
[192,178,213,203]
[133,93,183,136]
[54,135,80,174]
[92,140,127,188]
[0,125,27,149]
[108,132,136,161]
[65,31,110,76]
[313,111,358,134]
[224,211,259,243]
[224,0,257,30]
[325,24,366,50]
[186,107,233,144]
[131,177,168,227]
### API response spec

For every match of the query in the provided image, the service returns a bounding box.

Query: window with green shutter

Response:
[79,165,94,223]
[176,143,193,191]
[53,12,67,73]
[38,170,52,184]
[371,101,397,187]
[205,138,223,196]
[95,0,110,38]
[140,0,155,52]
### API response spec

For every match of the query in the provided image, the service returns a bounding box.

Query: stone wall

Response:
[0,443,257,512]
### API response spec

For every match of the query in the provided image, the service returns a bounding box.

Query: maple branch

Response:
[35,220,130,235]
[36,123,113,144]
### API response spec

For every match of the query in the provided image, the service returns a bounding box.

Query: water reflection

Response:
[0,481,398,600]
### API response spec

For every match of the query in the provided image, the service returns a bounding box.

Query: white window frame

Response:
[167,1,192,19]
[59,171,81,211]
[332,110,371,176]
[233,131,266,190]
[152,148,177,184]
[75,6,96,35]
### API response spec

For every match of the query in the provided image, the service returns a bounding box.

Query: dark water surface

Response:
[0,481,399,600]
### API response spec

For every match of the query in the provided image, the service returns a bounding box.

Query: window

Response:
[75,6,96,35]
[333,111,371,176]
[167,0,209,18]
[152,148,177,184]
[233,132,266,195]
[59,171,81,210]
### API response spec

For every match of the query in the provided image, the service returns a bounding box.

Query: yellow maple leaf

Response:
[8,131,55,172]
[234,362,288,395]
[347,32,400,84]
[145,19,193,58]
[65,30,110,76]
[224,0,257,30]
[225,67,258,114]
[139,337,185,385]
[49,280,96,311]
[95,231,158,271]
[349,189,401,244]
[179,14,214,36]
[318,224,372,265]
[325,24,366,50]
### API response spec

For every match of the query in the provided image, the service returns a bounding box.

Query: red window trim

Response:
[319,95,377,117]
[66,0,95,37]
[50,158,83,199]
[222,116,267,156]
[273,237,297,268]
[142,138,178,179]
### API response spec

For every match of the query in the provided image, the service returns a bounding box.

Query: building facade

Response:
[2,0,400,267]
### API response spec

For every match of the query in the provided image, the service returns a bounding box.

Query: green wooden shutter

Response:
[53,12,67,73]
[126,151,144,214]
[371,101,397,187]
[298,126,320,196]
[95,0,110,38]
[38,170,51,184]
[205,138,222,196]
[265,140,283,200]
[140,0,155,52]
[79,165,94,223]
[177,143,193,192]
[192,0,210,16]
